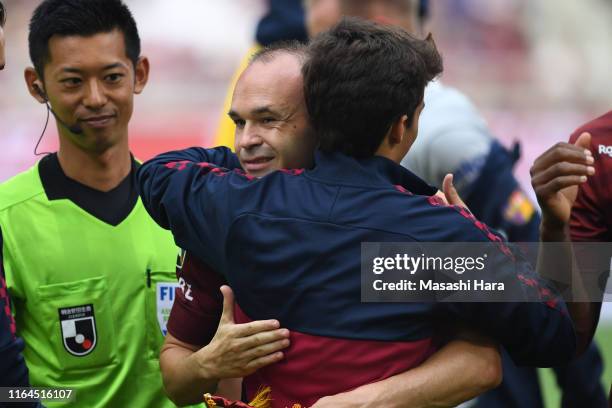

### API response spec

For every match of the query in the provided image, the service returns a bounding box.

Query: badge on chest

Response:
[58,304,97,356]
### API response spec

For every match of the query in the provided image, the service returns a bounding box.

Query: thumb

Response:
[442,173,465,208]
[574,132,592,151]
[219,285,235,324]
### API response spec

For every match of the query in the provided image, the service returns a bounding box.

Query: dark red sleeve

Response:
[0,230,33,390]
[167,251,225,346]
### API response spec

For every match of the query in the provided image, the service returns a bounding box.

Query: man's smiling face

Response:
[33,29,148,152]
[229,52,316,177]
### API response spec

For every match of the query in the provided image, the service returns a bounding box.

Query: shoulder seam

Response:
[0,189,46,213]
[0,169,46,212]
[327,186,342,222]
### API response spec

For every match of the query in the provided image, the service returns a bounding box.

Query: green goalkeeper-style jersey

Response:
[0,159,180,407]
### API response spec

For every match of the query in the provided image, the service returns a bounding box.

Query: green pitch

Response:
[540,323,612,406]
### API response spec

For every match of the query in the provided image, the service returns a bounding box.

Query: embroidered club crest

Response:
[58,304,97,356]
[503,190,535,225]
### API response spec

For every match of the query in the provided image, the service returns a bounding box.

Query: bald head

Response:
[250,40,307,66]
[229,50,316,177]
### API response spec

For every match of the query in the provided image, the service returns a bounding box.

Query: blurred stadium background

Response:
[0,0,610,404]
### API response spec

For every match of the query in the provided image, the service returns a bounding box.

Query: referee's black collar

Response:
[38,153,140,226]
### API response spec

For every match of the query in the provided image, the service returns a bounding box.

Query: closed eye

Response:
[261,117,278,124]
[233,118,245,128]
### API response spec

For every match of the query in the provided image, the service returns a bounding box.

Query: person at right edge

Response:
[568,113,612,407]
[531,111,612,407]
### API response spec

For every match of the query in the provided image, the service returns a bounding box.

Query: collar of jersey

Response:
[306,150,437,195]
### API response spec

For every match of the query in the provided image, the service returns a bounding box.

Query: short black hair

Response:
[0,1,6,28]
[303,17,442,158]
[250,40,308,66]
[28,0,141,77]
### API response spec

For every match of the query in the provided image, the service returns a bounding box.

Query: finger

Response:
[442,174,467,208]
[244,338,291,360]
[240,329,290,351]
[531,143,592,173]
[244,351,285,372]
[434,190,449,205]
[531,162,595,188]
[442,174,457,204]
[219,285,235,324]
[231,320,283,338]
[534,175,587,198]
[574,132,592,151]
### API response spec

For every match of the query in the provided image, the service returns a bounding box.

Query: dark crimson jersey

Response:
[570,110,612,242]
[569,111,612,408]
[168,251,224,346]
[0,233,34,393]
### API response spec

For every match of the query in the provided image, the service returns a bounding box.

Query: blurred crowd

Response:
[1,0,611,187]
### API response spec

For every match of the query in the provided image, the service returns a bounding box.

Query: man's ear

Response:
[409,104,422,135]
[24,67,47,104]
[388,114,410,146]
[133,56,150,94]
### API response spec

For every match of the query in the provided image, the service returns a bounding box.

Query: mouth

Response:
[242,156,275,173]
[80,114,116,128]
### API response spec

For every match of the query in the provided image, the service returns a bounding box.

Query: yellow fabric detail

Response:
[248,386,273,408]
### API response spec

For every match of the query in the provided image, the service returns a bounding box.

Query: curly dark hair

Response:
[303,17,442,158]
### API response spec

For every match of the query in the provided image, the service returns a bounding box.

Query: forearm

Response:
[538,221,598,355]
[317,337,501,408]
[159,344,219,406]
[530,133,600,356]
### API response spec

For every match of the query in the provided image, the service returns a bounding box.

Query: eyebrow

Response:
[59,63,127,74]
[252,106,279,116]
[228,106,281,118]
[102,63,127,71]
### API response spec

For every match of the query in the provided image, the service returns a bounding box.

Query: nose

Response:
[83,79,108,109]
[237,122,263,150]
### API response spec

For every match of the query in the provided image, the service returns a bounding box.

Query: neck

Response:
[57,137,131,192]
[374,144,403,164]
[375,132,410,164]
[375,152,402,164]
